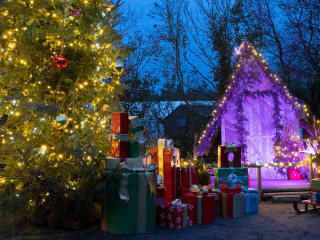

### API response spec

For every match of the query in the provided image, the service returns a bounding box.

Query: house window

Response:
[177,118,186,127]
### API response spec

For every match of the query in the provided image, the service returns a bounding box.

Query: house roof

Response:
[126,101,215,138]
[191,104,217,117]
[165,103,216,119]
[196,42,308,156]
[163,101,216,120]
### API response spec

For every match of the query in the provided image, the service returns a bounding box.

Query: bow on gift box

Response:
[190,185,209,196]
[171,198,183,206]
[118,162,157,204]
[220,184,243,194]
[224,142,238,154]
[190,184,201,193]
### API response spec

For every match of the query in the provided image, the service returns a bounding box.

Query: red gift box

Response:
[221,193,244,219]
[183,192,215,224]
[158,203,194,229]
[111,140,128,158]
[220,184,244,219]
[151,148,176,202]
[151,149,174,174]
[111,112,128,134]
[177,166,199,190]
[218,145,241,168]
[176,167,199,199]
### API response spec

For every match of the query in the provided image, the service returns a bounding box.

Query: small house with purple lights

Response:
[197,43,308,182]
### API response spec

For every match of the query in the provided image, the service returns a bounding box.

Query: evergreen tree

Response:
[0,0,126,227]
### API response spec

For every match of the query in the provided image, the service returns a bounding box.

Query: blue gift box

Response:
[316,192,320,204]
[243,189,258,213]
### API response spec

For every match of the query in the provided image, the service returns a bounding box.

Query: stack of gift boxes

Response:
[214,144,259,218]
[152,139,217,228]
[106,113,148,169]
[310,179,320,204]
[102,115,260,234]
[102,113,157,234]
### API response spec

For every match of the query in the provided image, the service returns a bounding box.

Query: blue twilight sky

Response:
[123,0,158,31]
[121,0,214,92]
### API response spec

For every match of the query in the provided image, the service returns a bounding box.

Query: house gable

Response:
[196,43,308,158]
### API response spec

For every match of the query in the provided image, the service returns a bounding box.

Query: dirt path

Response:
[1,201,320,240]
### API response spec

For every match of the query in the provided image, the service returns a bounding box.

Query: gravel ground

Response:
[1,201,320,240]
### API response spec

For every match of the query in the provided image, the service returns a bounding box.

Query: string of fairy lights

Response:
[0,0,120,174]
[197,42,320,169]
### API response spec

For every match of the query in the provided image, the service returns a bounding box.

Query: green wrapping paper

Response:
[214,168,248,190]
[102,167,157,234]
[311,179,320,191]
[129,141,140,157]
[128,140,147,157]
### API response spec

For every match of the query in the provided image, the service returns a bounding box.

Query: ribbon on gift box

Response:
[138,139,147,156]
[133,131,144,140]
[118,162,157,204]
[158,149,164,177]
[105,157,127,169]
[197,195,203,224]
[220,184,243,194]
[117,162,157,233]
[158,139,173,149]
[111,133,129,141]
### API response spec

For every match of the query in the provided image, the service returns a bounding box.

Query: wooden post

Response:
[257,166,262,200]
[309,156,314,185]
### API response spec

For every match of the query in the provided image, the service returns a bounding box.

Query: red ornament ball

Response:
[70,9,80,16]
[53,55,68,69]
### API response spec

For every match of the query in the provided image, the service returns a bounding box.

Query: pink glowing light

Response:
[287,168,304,180]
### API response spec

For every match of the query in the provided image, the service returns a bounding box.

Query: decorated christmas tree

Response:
[0,0,126,226]
[274,126,306,178]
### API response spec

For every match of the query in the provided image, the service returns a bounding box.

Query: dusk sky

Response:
[124,0,158,31]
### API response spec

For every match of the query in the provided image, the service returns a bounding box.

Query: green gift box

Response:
[129,140,147,158]
[129,141,140,158]
[214,168,248,190]
[311,179,320,191]
[101,168,157,234]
